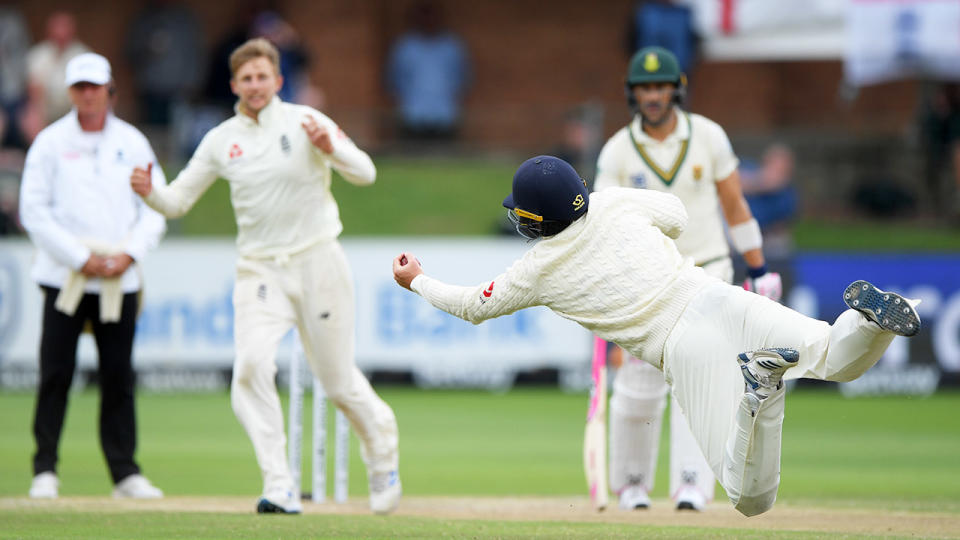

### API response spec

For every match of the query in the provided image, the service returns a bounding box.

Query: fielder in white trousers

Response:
[232,240,399,497]
[664,281,895,516]
[609,258,731,505]
[393,168,912,517]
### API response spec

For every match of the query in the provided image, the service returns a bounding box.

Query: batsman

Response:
[593,46,782,510]
[392,155,920,517]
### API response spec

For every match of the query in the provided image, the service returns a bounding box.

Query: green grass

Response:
[171,156,960,251]
[792,218,960,251]
[2,388,958,538]
[0,512,883,540]
[1,388,959,504]
[177,157,517,237]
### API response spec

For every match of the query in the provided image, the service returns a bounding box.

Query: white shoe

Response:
[618,484,650,510]
[737,347,799,399]
[112,474,163,499]
[29,472,59,499]
[675,484,706,511]
[369,470,401,514]
[256,487,302,514]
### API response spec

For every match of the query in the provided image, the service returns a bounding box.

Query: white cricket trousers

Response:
[609,258,731,500]
[662,281,894,516]
[230,240,399,495]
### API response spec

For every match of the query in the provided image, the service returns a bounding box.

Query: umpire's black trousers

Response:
[32,286,141,484]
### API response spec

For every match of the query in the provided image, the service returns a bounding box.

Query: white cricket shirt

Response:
[19,110,167,292]
[594,109,739,266]
[144,97,375,258]
[411,188,714,368]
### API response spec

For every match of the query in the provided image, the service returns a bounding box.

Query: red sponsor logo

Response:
[482,281,495,298]
[229,144,243,159]
[63,151,81,160]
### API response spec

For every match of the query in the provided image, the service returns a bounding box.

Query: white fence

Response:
[0,238,592,389]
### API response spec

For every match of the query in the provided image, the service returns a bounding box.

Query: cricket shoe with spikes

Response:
[843,280,921,337]
[738,347,799,399]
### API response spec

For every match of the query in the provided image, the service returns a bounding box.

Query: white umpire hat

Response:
[65,53,112,87]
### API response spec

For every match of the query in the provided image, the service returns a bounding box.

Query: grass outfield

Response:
[1,388,958,538]
[171,156,960,251]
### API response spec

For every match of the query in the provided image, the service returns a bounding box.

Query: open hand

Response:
[302,115,334,154]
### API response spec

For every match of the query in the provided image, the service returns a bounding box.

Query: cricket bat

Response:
[583,335,608,511]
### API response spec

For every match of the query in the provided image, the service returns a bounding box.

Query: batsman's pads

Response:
[743,272,782,302]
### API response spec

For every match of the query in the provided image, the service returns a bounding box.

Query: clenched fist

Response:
[130,162,153,197]
[393,252,423,291]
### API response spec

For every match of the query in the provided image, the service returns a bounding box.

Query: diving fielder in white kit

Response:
[130,38,400,515]
[594,46,782,511]
[392,155,920,517]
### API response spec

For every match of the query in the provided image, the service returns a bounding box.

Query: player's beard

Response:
[639,102,674,128]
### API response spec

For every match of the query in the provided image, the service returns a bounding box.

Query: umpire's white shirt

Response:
[19,110,167,293]
[412,188,712,368]
[594,110,739,266]
[143,97,375,257]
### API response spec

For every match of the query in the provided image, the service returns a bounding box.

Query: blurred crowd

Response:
[1,1,959,237]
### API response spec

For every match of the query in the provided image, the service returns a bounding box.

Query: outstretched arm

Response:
[392,252,538,325]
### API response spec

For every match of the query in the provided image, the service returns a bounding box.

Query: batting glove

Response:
[743,265,783,302]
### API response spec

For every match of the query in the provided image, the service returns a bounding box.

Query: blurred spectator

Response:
[918,82,960,219]
[24,11,89,136]
[125,0,204,126]
[386,1,470,140]
[251,11,324,109]
[741,144,799,257]
[0,7,31,149]
[0,167,22,235]
[203,10,256,110]
[628,1,696,71]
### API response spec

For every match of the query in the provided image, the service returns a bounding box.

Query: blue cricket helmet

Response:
[502,156,589,239]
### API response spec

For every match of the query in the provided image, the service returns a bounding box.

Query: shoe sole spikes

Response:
[843,280,920,337]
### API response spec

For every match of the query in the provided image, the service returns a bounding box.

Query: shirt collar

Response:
[235,96,282,127]
[67,108,116,135]
[629,108,689,145]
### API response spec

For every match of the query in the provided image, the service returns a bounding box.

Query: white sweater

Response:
[144,97,375,258]
[411,188,714,368]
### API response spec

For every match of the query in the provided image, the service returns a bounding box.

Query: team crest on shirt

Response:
[693,165,703,180]
[630,173,647,188]
[479,281,495,304]
[229,144,243,159]
[280,134,291,155]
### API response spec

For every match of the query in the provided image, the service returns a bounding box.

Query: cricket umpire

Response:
[19,52,167,499]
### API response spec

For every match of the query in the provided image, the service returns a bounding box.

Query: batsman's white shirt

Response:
[144,96,375,257]
[594,109,738,267]
[413,188,708,369]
